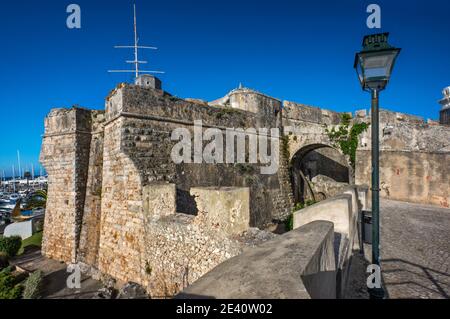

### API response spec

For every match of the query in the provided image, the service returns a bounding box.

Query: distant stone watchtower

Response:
[440,86,450,125]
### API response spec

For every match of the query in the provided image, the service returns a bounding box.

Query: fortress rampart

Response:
[40,80,450,296]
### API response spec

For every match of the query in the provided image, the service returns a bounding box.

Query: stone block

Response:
[135,75,162,90]
[190,187,251,236]
[355,109,367,118]
[143,184,176,219]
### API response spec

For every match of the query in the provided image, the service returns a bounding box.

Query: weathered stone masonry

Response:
[40,83,291,296]
[355,109,450,208]
[40,108,100,263]
[40,81,450,297]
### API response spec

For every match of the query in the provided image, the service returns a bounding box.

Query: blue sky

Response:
[0,0,449,176]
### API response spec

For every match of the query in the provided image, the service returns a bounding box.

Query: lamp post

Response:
[354,33,401,299]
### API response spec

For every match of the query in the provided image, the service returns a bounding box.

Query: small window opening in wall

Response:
[65,200,69,205]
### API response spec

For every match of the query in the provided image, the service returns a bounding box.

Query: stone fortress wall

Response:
[354,109,450,208]
[40,79,450,297]
[40,82,293,296]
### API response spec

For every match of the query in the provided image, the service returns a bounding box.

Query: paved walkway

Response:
[348,199,450,299]
[12,247,102,299]
[379,200,450,299]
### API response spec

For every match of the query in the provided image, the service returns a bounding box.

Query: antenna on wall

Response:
[108,3,164,79]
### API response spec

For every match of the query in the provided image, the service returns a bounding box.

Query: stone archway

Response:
[290,143,350,204]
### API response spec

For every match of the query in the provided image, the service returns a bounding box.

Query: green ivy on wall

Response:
[325,114,369,169]
[280,134,291,165]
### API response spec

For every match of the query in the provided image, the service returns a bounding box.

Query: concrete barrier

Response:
[177,221,336,299]
[4,220,33,239]
[293,185,367,298]
[294,194,352,235]
[357,185,369,211]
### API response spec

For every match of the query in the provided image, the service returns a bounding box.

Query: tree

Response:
[25,190,47,210]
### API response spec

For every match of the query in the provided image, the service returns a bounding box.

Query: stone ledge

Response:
[292,186,368,298]
[176,221,336,299]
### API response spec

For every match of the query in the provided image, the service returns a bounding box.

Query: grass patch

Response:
[18,232,43,255]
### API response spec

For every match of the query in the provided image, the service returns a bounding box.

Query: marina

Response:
[0,175,48,235]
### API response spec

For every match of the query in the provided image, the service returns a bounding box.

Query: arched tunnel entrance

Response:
[290,144,350,204]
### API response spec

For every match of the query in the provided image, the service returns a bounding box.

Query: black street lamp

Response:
[354,33,401,299]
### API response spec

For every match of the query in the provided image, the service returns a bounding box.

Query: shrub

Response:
[0,267,23,299]
[0,236,22,257]
[0,252,9,270]
[305,199,317,207]
[284,214,294,232]
[22,270,43,299]
[325,114,369,169]
[293,202,305,212]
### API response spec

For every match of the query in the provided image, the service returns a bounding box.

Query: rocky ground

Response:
[346,199,450,299]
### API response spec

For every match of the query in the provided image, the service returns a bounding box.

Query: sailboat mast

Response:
[12,165,16,193]
[17,150,21,179]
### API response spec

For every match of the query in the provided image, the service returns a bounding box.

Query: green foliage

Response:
[145,261,152,276]
[304,199,317,207]
[0,267,23,299]
[293,202,305,211]
[22,270,43,299]
[24,190,47,210]
[284,214,294,232]
[292,200,317,213]
[325,114,369,168]
[286,200,318,232]
[280,135,290,162]
[18,232,43,255]
[0,236,22,257]
[0,252,9,270]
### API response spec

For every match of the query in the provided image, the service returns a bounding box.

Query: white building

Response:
[439,87,450,125]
